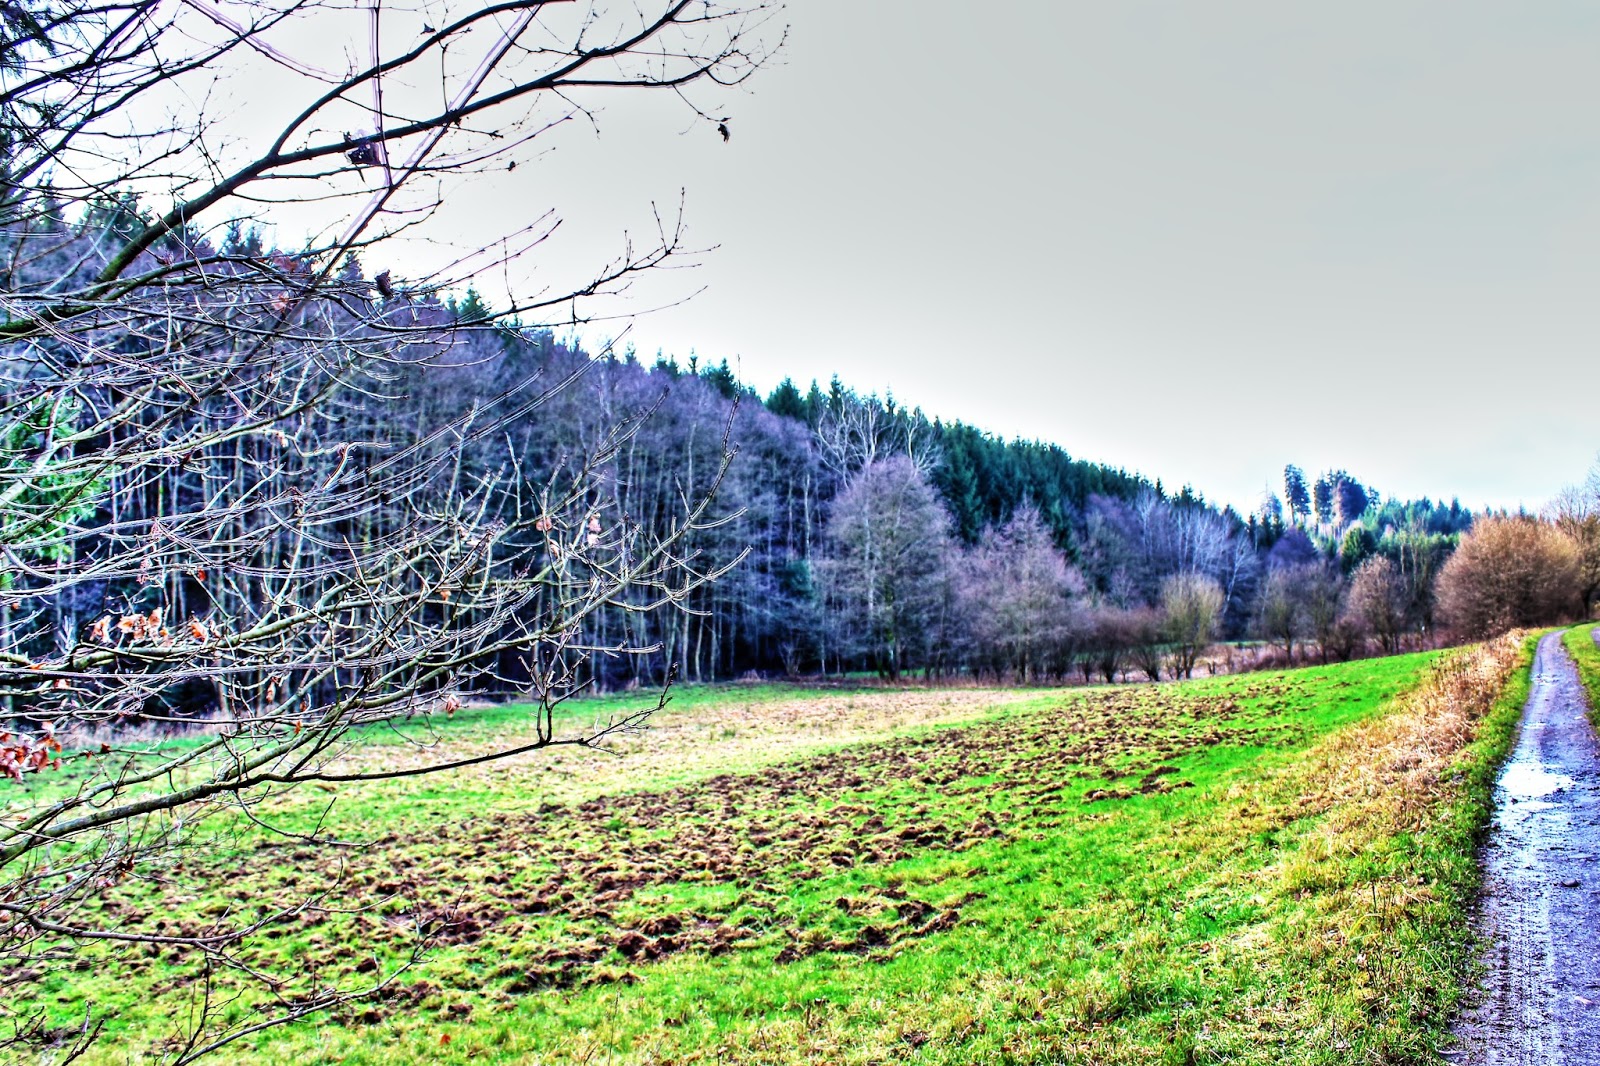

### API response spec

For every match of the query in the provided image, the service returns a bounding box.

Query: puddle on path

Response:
[1501,763,1574,801]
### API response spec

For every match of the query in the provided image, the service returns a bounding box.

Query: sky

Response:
[220,1,1600,514]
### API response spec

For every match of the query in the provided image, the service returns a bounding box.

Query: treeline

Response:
[602,366,1593,685]
[313,313,1525,687]
[7,204,1594,702]
[484,339,1500,685]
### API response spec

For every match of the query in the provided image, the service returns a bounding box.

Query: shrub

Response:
[1436,516,1581,638]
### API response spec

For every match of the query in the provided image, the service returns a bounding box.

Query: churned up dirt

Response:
[1453,631,1600,1065]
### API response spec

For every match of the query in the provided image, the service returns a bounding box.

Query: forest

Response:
[1,191,1505,703]
[8,191,1600,727]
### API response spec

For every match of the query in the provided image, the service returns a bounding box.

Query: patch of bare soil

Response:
[296,691,1261,968]
[1452,631,1600,1065]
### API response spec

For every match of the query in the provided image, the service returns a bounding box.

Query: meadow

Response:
[19,636,1536,1065]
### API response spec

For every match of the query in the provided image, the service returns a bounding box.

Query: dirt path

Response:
[1453,630,1600,1065]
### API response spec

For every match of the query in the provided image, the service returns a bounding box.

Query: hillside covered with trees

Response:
[2,189,1525,702]
[400,325,1591,688]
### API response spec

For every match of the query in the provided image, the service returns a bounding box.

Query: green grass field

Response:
[17,636,1536,1065]
[1564,622,1600,720]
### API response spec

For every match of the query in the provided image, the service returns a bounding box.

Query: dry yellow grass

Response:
[298,687,1038,811]
[1202,633,1529,1054]
[1288,631,1523,865]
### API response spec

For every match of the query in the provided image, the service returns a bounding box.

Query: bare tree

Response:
[814,387,939,480]
[1,0,777,1057]
[1082,604,1137,684]
[1548,455,1600,619]
[1347,556,1406,654]
[1437,515,1581,638]
[1256,565,1310,662]
[1301,565,1345,664]
[816,456,951,681]
[1161,572,1222,679]
[959,505,1083,683]
[1126,606,1167,682]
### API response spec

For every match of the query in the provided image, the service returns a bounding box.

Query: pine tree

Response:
[1283,465,1311,525]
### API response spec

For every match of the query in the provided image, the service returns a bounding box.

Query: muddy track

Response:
[1453,631,1600,1065]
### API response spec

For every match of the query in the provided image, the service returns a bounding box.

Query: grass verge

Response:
[1562,622,1600,721]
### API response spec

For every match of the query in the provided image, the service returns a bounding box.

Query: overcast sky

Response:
[252,1,1600,514]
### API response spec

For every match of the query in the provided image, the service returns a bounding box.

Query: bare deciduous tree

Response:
[1125,606,1167,682]
[1437,515,1581,638]
[1548,455,1600,619]
[1,0,778,1057]
[1256,565,1309,662]
[1301,564,1345,664]
[1081,604,1137,684]
[814,388,939,481]
[1161,572,1222,680]
[816,456,951,681]
[960,506,1083,683]
[1347,556,1406,654]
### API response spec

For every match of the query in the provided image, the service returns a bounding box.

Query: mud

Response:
[1453,631,1600,1065]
